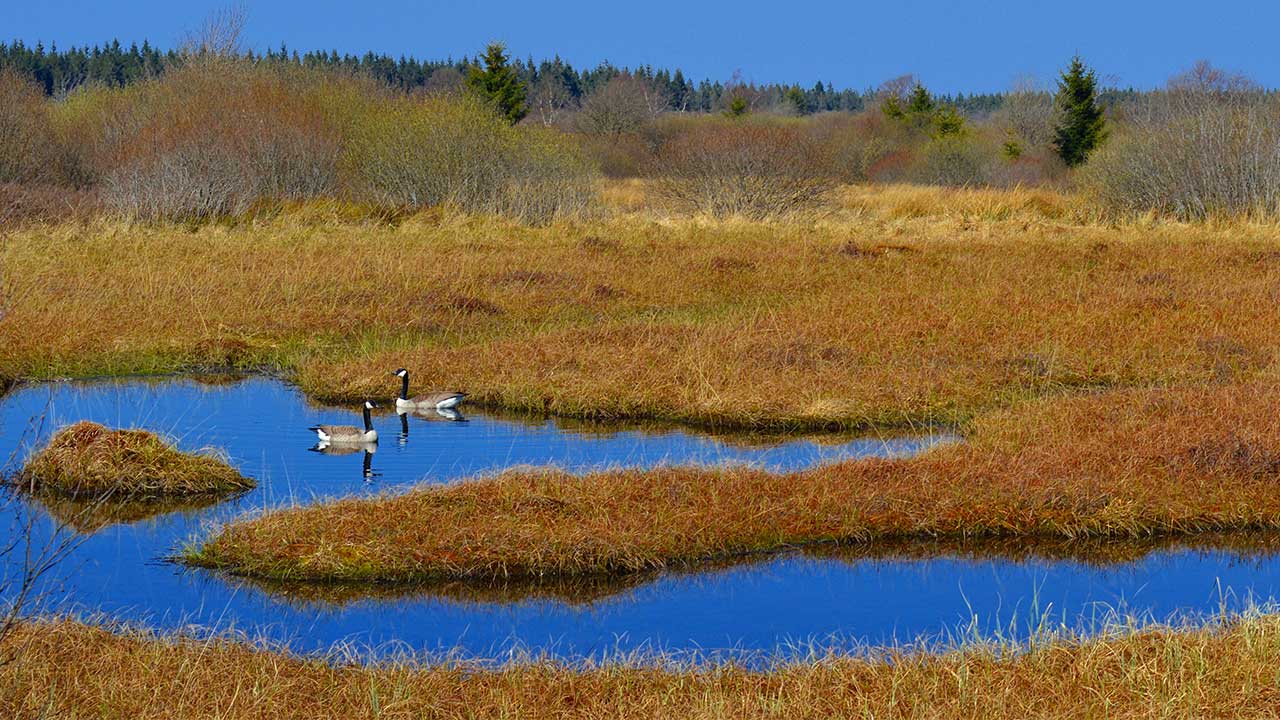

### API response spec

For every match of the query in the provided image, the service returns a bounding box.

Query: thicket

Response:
[0,58,597,223]
[1082,63,1280,220]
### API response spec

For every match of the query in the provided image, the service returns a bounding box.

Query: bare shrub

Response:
[98,62,340,221]
[649,120,834,219]
[910,136,994,187]
[344,93,597,223]
[0,69,54,184]
[805,111,913,183]
[1082,62,1280,219]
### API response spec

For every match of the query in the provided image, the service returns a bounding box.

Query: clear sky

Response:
[2,1,1275,93]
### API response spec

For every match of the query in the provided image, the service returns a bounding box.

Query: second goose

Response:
[392,368,467,411]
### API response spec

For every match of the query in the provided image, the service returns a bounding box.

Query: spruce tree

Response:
[466,42,528,124]
[1052,56,1107,166]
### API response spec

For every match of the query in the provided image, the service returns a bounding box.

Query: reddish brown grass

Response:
[188,381,1280,582]
[5,618,1280,719]
[17,421,253,499]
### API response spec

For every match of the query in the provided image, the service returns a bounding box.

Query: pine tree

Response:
[1052,56,1107,166]
[906,83,934,115]
[723,93,749,118]
[465,42,528,124]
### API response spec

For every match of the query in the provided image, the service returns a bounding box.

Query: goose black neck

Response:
[363,405,373,431]
[400,374,410,401]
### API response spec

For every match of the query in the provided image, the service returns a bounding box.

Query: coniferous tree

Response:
[466,42,527,124]
[1052,56,1107,166]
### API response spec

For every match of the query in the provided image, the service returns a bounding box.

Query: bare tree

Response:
[180,3,248,58]
[422,67,464,96]
[528,74,577,127]
[996,75,1057,148]
[576,73,668,136]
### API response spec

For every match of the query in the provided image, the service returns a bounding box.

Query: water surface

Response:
[2,377,1278,662]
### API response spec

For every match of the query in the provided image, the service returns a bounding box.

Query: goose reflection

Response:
[309,441,380,481]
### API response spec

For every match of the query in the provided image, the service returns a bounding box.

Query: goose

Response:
[309,401,379,443]
[391,369,467,411]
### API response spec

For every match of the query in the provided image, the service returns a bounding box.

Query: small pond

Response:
[2,377,1279,663]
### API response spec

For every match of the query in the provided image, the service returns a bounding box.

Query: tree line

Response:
[0,38,1006,116]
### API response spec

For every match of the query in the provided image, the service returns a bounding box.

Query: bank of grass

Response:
[4,183,1280,431]
[16,421,252,499]
[187,380,1280,583]
[5,615,1280,719]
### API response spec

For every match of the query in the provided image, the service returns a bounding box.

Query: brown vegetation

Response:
[5,617,1280,719]
[188,381,1280,582]
[2,184,1278,432]
[649,120,835,218]
[16,421,253,499]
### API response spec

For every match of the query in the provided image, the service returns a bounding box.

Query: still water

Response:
[2,377,1278,662]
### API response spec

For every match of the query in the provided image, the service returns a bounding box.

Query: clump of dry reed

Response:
[5,615,1280,719]
[187,381,1280,583]
[17,421,253,499]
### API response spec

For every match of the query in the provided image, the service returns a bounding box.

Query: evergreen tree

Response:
[1052,55,1107,166]
[784,85,807,115]
[465,42,528,124]
[906,82,934,115]
[724,93,749,118]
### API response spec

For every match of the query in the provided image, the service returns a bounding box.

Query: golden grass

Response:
[6,617,1280,719]
[187,380,1280,582]
[0,183,1277,432]
[16,421,253,499]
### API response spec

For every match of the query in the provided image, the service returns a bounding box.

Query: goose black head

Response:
[392,368,408,378]
[364,400,378,410]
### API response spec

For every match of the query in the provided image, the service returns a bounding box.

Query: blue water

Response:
[2,377,1279,662]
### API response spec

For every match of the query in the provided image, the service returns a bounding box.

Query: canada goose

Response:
[309,401,379,443]
[391,368,467,411]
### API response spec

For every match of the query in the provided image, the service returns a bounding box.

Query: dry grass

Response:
[6,617,1280,719]
[15,421,253,499]
[5,183,1280,432]
[187,380,1280,582]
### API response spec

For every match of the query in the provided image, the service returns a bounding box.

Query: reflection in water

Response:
[397,408,467,446]
[310,443,380,481]
[3,376,1280,663]
[228,533,1280,610]
[24,489,247,534]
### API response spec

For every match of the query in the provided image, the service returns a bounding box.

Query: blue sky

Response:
[2,1,1275,93]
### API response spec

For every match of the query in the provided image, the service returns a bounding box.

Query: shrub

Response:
[0,69,54,184]
[96,61,341,221]
[649,120,834,218]
[909,136,994,187]
[1081,83,1280,219]
[343,93,596,223]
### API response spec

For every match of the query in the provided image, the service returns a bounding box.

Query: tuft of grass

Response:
[187,380,1280,583]
[7,615,1280,719]
[16,421,253,499]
